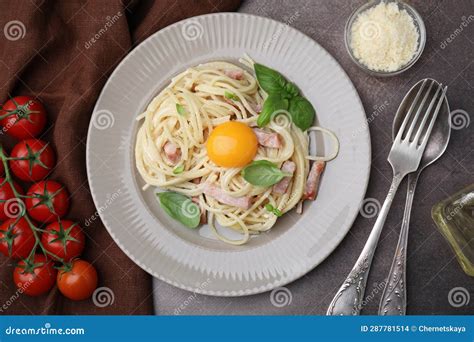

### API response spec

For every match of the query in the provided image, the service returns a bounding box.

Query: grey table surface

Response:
[153,0,474,315]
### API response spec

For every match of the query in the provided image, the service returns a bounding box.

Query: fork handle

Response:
[378,172,419,315]
[327,173,404,315]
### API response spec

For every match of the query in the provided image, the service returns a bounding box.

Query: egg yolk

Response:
[206,121,258,168]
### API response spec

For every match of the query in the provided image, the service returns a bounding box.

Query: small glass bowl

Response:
[344,0,426,77]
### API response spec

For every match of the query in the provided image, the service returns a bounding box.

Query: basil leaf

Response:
[254,62,315,131]
[257,95,289,127]
[284,82,299,98]
[176,103,186,115]
[254,63,289,96]
[273,207,283,217]
[157,192,200,228]
[265,203,282,217]
[224,91,239,101]
[289,96,315,131]
[173,165,184,174]
[241,160,291,187]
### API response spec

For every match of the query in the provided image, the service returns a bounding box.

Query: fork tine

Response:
[394,79,428,142]
[415,85,448,149]
[412,83,442,142]
[404,80,435,141]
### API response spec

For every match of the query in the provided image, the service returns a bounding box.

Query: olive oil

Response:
[432,184,474,276]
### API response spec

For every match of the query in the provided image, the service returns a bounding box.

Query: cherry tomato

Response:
[0,178,24,221]
[0,96,47,139]
[0,217,35,259]
[41,220,84,261]
[13,254,57,296]
[9,139,55,182]
[0,148,5,176]
[25,181,70,223]
[57,259,98,301]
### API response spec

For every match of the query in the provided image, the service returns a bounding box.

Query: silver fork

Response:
[327,79,448,315]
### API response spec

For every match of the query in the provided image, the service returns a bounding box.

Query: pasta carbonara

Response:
[135,58,339,245]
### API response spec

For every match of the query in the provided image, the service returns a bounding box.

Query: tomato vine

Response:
[0,145,66,266]
[0,95,97,300]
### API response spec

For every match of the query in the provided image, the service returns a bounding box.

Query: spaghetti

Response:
[135,60,339,245]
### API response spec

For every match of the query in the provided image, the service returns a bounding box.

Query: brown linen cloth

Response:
[0,0,241,315]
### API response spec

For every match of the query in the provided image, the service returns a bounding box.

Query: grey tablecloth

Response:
[153,0,474,315]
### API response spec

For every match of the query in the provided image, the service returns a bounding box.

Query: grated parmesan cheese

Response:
[350,2,419,72]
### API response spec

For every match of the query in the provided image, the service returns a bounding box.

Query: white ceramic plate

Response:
[86,13,371,296]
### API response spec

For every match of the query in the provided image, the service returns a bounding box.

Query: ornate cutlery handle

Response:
[327,174,403,315]
[378,172,419,315]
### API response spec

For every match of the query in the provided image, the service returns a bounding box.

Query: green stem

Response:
[0,146,65,265]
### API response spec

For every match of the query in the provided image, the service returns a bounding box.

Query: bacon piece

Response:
[203,128,210,140]
[200,209,207,224]
[191,178,201,184]
[273,161,296,194]
[203,183,252,210]
[253,128,282,148]
[303,161,325,200]
[192,196,207,224]
[224,69,244,80]
[163,141,181,164]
